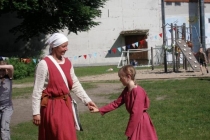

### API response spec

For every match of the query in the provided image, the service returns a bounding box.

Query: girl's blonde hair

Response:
[118,65,136,81]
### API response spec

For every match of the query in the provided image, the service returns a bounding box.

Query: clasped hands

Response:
[33,101,99,126]
[87,101,99,113]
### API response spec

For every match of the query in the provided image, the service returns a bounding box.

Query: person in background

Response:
[32,33,97,140]
[195,47,209,75]
[0,60,14,140]
[90,65,158,140]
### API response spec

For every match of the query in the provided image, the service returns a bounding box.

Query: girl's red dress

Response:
[99,85,158,140]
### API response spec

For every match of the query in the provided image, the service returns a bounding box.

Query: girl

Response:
[90,65,158,140]
[195,47,209,75]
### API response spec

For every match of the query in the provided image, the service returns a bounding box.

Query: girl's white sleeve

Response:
[70,65,92,104]
[32,60,48,115]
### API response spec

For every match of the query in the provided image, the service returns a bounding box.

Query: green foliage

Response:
[0,0,107,41]
[6,58,36,79]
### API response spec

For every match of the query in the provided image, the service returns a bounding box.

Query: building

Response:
[0,0,210,67]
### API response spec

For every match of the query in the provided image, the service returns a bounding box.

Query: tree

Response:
[0,0,107,41]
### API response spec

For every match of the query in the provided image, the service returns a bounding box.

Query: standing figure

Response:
[0,60,14,140]
[195,47,209,75]
[32,33,97,140]
[90,65,158,140]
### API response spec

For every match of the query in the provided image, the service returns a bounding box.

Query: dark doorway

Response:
[124,35,148,65]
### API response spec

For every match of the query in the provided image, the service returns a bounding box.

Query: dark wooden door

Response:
[125,35,148,65]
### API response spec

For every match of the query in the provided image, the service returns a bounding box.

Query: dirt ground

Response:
[11,68,209,126]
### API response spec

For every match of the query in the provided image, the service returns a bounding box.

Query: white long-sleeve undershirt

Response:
[32,59,92,115]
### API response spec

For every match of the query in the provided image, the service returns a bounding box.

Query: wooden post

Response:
[183,23,187,70]
[151,47,154,70]
[175,24,179,72]
[190,25,193,51]
[171,23,175,72]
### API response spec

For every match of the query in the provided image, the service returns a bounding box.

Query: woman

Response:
[32,33,97,140]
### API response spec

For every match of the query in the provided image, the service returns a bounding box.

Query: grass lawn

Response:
[11,77,210,140]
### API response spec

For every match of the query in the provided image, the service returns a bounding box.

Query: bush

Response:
[6,58,37,79]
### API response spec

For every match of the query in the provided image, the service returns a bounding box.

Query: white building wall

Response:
[164,2,210,52]
[42,0,163,66]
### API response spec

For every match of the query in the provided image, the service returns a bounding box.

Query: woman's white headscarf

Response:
[47,33,68,54]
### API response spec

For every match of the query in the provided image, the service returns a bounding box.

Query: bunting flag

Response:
[32,59,36,63]
[126,45,130,49]
[173,27,176,31]
[155,35,157,39]
[93,53,97,57]
[112,48,117,53]
[69,30,167,61]
[122,46,126,50]
[140,40,144,46]
[68,57,73,61]
[118,47,122,52]
[88,54,92,58]
[169,29,172,33]
[135,42,138,48]
[74,56,78,60]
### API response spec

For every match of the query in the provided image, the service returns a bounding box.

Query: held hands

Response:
[87,101,99,113]
[89,106,99,113]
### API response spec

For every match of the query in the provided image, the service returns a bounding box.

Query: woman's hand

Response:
[33,114,41,126]
[86,101,99,113]
[87,101,98,110]
[89,106,99,113]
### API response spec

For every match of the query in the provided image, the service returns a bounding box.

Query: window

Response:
[166,2,173,5]
[175,2,181,6]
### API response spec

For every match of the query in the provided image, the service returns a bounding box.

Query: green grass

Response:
[12,87,33,98]
[13,77,34,84]
[74,65,119,77]
[11,77,210,140]
[11,123,38,140]
[80,82,97,89]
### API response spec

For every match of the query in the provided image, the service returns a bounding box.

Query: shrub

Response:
[6,58,36,79]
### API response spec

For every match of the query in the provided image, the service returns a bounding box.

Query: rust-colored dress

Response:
[99,85,158,140]
[39,57,77,140]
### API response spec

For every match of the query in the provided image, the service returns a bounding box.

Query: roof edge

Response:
[120,29,149,36]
